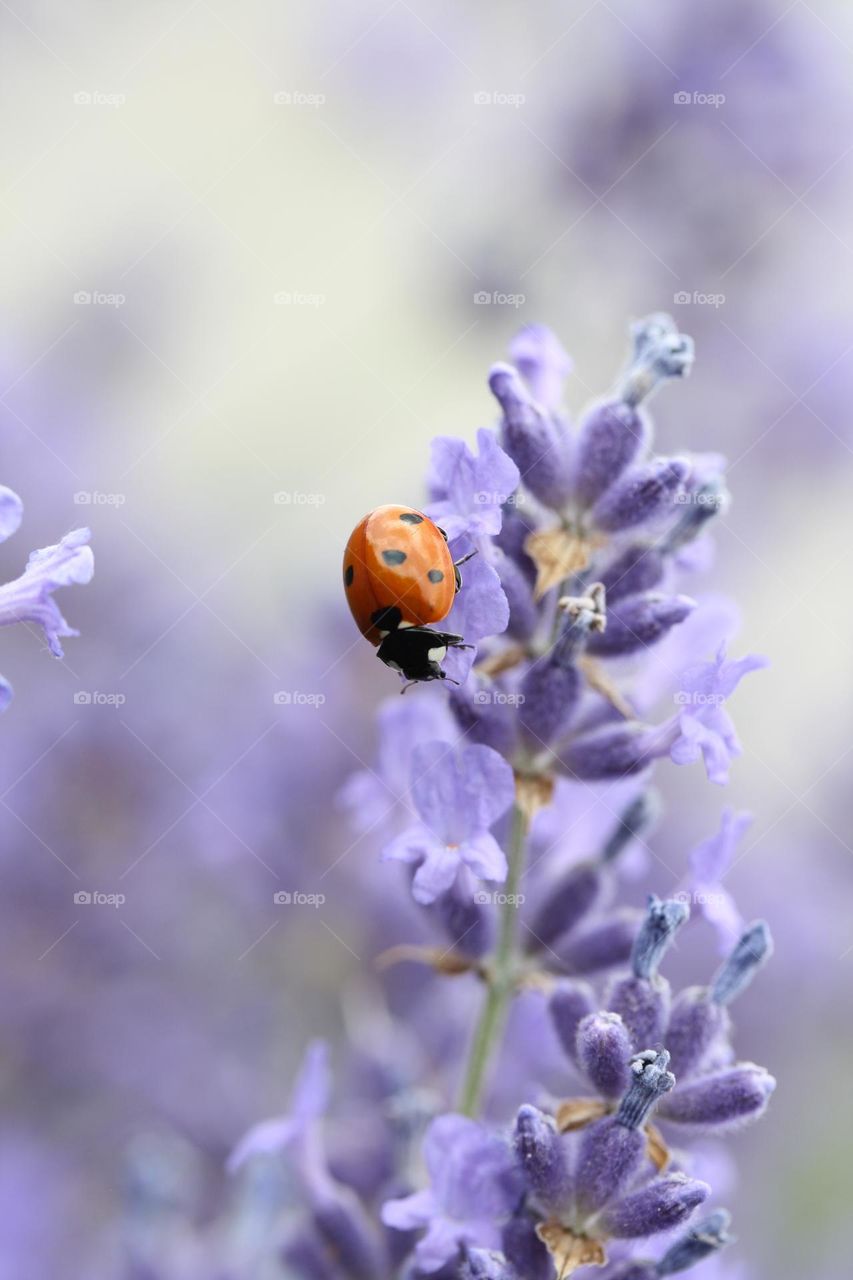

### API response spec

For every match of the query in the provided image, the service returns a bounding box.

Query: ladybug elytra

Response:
[343,504,474,688]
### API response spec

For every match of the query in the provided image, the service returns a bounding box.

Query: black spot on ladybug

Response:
[382,549,407,566]
[371,605,402,631]
[344,564,354,586]
[437,526,449,541]
[428,569,444,583]
[399,512,423,524]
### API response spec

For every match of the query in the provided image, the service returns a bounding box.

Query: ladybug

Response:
[343,504,475,687]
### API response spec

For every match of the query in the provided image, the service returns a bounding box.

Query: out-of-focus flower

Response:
[0,484,93,708]
[382,1113,522,1271]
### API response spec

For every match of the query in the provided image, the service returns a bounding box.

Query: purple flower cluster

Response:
[227,318,774,1279]
[0,484,93,708]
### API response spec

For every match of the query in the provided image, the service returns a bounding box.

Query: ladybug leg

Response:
[452,548,478,592]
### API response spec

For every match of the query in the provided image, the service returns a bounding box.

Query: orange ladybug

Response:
[343,504,475,686]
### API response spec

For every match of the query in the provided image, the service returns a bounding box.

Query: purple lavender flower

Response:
[382,741,515,903]
[668,647,769,784]
[684,809,752,952]
[0,485,93,707]
[427,428,520,542]
[382,1114,522,1271]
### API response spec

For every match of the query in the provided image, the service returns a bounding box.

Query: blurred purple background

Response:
[1,1,852,1276]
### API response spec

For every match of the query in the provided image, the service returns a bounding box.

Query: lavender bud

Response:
[606,974,669,1057]
[510,323,572,410]
[502,1212,554,1280]
[710,921,773,1006]
[619,313,694,407]
[665,988,728,1082]
[527,861,607,951]
[519,660,581,748]
[656,1063,776,1132]
[598,544,666,602]
[448,676,518,757]
[575,1115,648,1218]
[554,909,641,975]
[493,546,538,641]
[591,459,689,535]
[657,1208,734,1274]
[601,790,662,863]
[606,897,688,1051]
[667,922,771,1079]
[428,878,493,958]
[576,1012,633,1099]
[665,477,729,551]
[632,896,690,981]
[459,1249,515,1280]
[587,593,696,657]
[514,1105,573,1213]
[600,1173,710,1239]
[559,723,655,781]
[574,400,650,508]
[615,1049,676,1129]
[549,980,596,1063]
[489,364,573,510]
[606,1266,656,1280]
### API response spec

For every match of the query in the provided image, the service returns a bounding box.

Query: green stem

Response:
[458,800,529,1116]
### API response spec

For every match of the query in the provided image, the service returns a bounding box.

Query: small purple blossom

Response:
[382,741,515,903]
[685,809,752,952]
[669,646,769,784]
[382,1114,522,1271]
[227,1040,330,1171]
[427,428,519,542]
